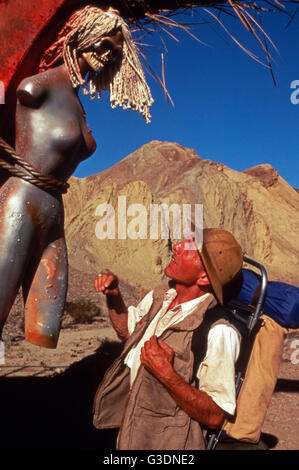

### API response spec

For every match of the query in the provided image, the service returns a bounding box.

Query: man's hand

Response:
[140,335,225,429]
[94,272,119,296]
[94,271,128,341]
[140,336,175,382]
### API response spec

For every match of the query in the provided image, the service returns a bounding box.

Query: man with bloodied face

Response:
[93,228,243,450]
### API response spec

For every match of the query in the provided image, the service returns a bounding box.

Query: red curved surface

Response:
[0,0,65,92]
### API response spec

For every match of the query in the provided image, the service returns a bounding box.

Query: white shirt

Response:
[124,289,240,415]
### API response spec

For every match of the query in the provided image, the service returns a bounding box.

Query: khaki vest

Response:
[93,283,218,450]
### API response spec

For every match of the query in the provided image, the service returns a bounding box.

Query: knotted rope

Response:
[0,137,69,194]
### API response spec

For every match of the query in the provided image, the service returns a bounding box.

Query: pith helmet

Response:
[198,228,243,305]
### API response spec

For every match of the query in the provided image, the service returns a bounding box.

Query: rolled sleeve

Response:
[197,324,240,416]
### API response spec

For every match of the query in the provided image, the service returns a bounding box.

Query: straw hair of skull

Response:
[39,5,154,122]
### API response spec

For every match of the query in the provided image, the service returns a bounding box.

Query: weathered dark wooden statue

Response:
[0,5,153,348]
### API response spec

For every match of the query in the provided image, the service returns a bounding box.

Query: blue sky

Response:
[75,6,299,188]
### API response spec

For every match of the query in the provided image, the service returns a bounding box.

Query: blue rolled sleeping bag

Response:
[236,269,299,329]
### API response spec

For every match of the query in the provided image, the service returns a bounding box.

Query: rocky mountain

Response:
[63,140,299,291]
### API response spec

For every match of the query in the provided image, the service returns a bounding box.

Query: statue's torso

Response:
[15,64,97,182]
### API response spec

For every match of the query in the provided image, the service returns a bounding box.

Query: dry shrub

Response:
[64,300,101,324]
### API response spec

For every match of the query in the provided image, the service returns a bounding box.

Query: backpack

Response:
[206,258,291,449]
[237,269,299,329]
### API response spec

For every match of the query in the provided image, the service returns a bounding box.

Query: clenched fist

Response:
[94,271,119,296]
[140,335,175,382]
